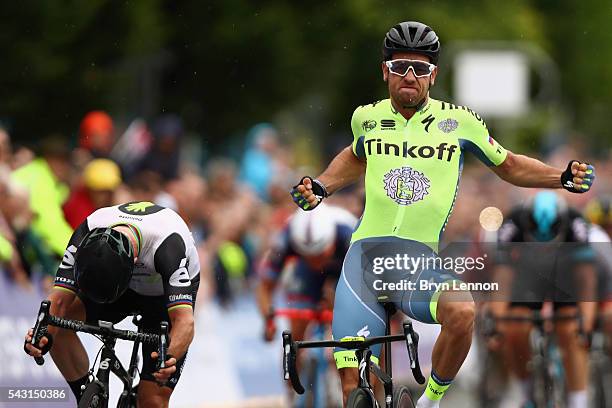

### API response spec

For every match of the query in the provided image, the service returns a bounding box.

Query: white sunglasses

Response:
[385,59,436,77]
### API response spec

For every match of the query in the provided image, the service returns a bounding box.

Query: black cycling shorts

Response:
[78,275,199,389]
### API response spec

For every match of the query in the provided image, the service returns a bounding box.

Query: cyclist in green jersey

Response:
[290,21,595,407]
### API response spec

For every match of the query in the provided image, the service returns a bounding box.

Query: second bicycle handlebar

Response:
[282,321,425,394]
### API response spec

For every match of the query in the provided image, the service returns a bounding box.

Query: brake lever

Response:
[282,330,304,394]
[31,300,51,366]
[404,321,425,384]
[157,321,169,370]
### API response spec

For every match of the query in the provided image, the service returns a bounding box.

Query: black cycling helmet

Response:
[74,227,135,304]
[382,21,441,64]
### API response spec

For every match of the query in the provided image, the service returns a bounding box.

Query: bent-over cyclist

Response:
[24,201,200,408]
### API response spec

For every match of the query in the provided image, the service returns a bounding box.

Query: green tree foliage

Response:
[0,1,609,152]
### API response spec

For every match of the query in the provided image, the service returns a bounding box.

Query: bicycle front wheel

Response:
[78,381,108,408]
[346,388,375,408]
[393,385,415,408]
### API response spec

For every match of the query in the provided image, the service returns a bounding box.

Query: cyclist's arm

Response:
[492,151,564,188]
[255,276,276,318]
[166,306,194,360]
[255,229,291,317]
[155,233,198,360]
[457,110,566,188]
[317,146,365,195]
[46,221,90,334]
[316,106,371,194]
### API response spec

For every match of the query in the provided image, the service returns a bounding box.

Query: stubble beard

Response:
[392,83,430,109]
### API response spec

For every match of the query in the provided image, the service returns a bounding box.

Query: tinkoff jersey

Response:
[351,98,507,249]
[54,202,200,311]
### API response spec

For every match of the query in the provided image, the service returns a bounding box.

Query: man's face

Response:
[382,52,438,109]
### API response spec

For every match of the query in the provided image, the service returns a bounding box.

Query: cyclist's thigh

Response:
[398,260,458,324]
[332,243,386,369]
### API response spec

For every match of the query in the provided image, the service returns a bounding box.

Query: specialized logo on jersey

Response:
[383,167,430,205]
[361,120,376,132]
[119,201,164,215]
[438,118,459,133]
[421,114,435,132]
[169,258,191,287]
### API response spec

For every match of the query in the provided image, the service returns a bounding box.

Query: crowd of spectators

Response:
[0,111,610,308]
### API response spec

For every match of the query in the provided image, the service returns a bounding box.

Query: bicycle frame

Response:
[93,321,141,406]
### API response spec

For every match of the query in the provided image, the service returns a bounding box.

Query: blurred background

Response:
[0,1,610,407]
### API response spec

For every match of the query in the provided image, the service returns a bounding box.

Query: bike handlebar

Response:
[31,300,166,366]
[282,320,424,395]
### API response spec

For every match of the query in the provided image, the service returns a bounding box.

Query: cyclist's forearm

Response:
[255,279,275,317]
[47,289,77,336]
[167,310,194,359]
[493,151,561,188]
[317,146,365,194]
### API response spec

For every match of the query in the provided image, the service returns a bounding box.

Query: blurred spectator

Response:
[0,127,10,166]
[138,114,183,181]
[122,170,177,210]
[167,167,207,230]
[72,110,116,175]
[0,127,13,187]
[266,170,298,231]
[79,110,115,157]
[206,159,258,243]
[11,144,35,169]
[203,159,261,304]
[0,128,31,289]
[239,123,280,201]
[111,118,153,179]
[62,159,122,228]
[11,136,73,260]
